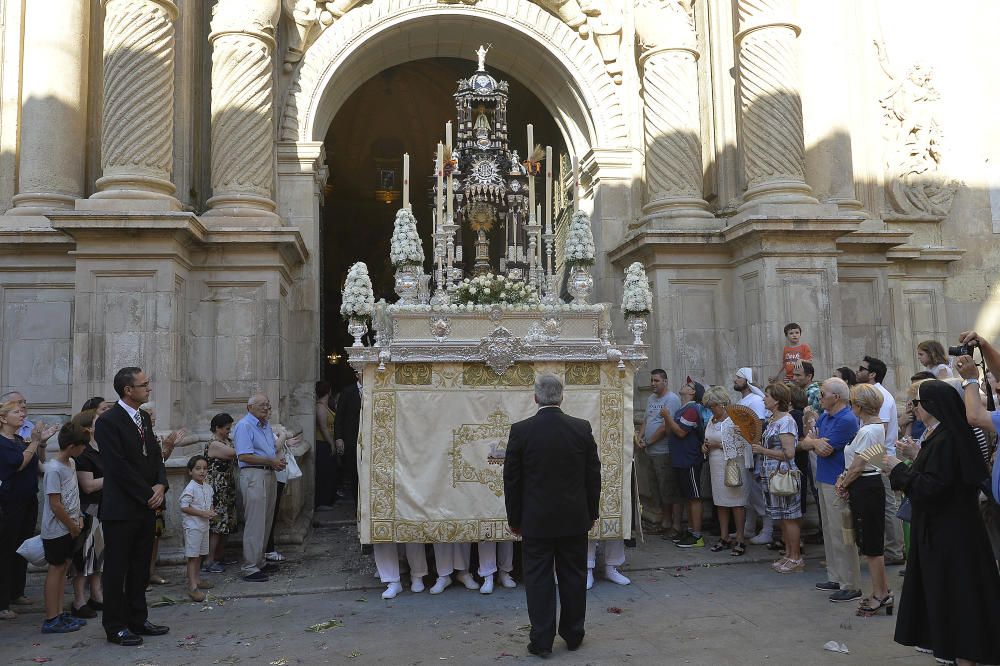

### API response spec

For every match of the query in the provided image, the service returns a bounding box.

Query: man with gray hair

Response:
[800,378,862,602]
[233,393,286,582]
[503,374,601,658]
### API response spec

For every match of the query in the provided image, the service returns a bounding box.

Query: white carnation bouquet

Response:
[453,273,540,306]
[565,210,596,267]
[340,261,375,320]
[389,208,424,267]
[622,261,653,317]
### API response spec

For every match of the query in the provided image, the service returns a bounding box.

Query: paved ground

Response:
[0,506,925,665]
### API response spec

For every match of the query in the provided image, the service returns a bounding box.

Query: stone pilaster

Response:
[6,0,90,216]
[86,0,180,211]
[734,0,817,209]
[203,0,281,223]
[636,1,712,223]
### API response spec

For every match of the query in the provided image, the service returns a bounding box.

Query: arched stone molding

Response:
[278,0,629,155]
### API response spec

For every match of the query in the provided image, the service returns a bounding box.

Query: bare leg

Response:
[44,562,68,620]
[717,507,730,541]
[72,573,87,609]
[671,503,682,530]
[186,557,200,591]
[689,500,702,534]
[867,555,889,598]
[732,507,746,542]
[209,532,223,562]
[89,573,103,603]
[783,520,802,560]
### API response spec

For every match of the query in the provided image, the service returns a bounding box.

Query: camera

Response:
[948,344,972,357]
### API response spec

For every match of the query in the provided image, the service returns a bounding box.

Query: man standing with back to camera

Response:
[503,374,602,658]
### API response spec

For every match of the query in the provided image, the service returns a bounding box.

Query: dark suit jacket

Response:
[503,406,602,538]
[334,383,362,445]
[94,403,168,522]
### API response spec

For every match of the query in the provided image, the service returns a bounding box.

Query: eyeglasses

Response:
[858,366,869,372]
[130,382,150,389]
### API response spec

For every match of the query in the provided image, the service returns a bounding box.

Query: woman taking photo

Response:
[203,413,238,572]
[835,384,890,617]
[884,380,1000,665]
[701,386,750,556]
[754,383,804,573]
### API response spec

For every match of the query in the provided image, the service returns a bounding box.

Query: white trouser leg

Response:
[478,542,498,577]
[404,543,428,577]
[586,541,598,569]
[497,542,513,572]
[602,539,626,567]
[433,543,471,576]
[374,543,400,583]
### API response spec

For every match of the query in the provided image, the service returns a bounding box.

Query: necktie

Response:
[133,412,147,456]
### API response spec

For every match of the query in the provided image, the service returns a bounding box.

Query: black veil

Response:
[916,379,988,486]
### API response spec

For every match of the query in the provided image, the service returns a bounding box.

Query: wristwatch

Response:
[961,378,980,388]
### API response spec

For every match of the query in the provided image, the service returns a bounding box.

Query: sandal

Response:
[775,558,805,574]
[856,591,894,617]
[0,609,16,620]
[771,557,789,570]
[710,539,732,553]
[730,542,747,556]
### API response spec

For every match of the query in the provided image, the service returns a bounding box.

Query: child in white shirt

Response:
[179,455,215,601]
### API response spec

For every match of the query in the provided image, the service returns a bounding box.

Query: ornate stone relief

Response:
[874,41,958,219]
[280,0,364,72]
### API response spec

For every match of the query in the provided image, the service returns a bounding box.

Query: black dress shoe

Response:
[129,620,169,636]
[566,637,583,651]
[107,629,143,646]
[261,563,280,574]
[527,643,552,658]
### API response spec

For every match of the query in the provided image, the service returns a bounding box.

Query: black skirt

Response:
[848,474,885,557]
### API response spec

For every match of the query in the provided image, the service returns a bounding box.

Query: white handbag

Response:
[276,448,303,483]
[16,535,47,568]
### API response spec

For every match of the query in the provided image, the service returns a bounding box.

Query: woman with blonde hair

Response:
[701,386,751,556]
[836,384,890,616]
[916,340,952,379]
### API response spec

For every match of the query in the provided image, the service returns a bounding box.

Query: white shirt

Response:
[117,399,142,425]
[738,392,767,420]
[179,479,214,531]
[844,423,886,475]
[873,382,898,456]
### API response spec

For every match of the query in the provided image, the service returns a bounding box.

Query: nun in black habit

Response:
[885,379,1000,665]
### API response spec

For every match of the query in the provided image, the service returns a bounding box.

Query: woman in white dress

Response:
[701,386,751,556]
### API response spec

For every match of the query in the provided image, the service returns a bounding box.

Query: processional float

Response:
[342,47,653,545]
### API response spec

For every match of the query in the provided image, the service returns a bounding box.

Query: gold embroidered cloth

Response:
[357,361,635,543]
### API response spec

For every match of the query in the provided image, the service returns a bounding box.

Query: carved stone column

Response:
[87,0,180,210]
[6,0,90,215]
[734,0,816,208]
[635,1,712,222]
[204,0,281,222]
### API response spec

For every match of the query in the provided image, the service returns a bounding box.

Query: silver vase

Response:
[394,265,420,305]
[348,317,368,348]
[627,314,648,345]
[567,265,594,304]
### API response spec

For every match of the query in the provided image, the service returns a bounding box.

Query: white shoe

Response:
[604,566,631,585]
[498,571,517,589]
[410,577,425,593]
[455,571,479,590]
[586,568,594,590]
[381,581,403,599]
[749,532,773,545]
[429,576,452,595]
[479,574,494,594]
[265,551,285,562]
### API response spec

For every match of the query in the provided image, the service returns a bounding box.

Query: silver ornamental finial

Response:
[476,44,490,71]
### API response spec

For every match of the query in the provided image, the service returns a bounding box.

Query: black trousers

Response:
[102,513,155,635]
[0,497,38,610]
[338,441,359,501]
[314,441,337,507]
[522,533,588,650]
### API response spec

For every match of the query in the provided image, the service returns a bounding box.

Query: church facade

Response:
[0,0,997,433]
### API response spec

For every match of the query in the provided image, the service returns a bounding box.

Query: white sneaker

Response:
[455,571,479,590]
[586,568,594,590]
[429,576,452,595]
[265,551,285,562]
[381,581,403,599]
[749,532,773,545]
[498,571,517,589]
[479,574,494,594]
[604,566,631,585]
[410,576,425,593]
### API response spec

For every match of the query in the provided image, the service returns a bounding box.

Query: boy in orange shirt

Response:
[772,322,814,383]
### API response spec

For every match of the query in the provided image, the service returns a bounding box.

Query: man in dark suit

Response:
[334,370,362,500]
[95,367,169,646]
[503,374,602,658]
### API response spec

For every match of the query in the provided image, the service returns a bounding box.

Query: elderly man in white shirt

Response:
[733,368,772,544]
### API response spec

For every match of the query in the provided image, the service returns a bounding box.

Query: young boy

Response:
[773,322,814,383]
[40,422,89,634]
[180,455,215,601]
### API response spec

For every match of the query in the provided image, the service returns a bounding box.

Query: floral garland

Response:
[389,208,424,267]
[622,261,653,317]
[340,261,375,320]
[565,210,596,267]
[453,273,540,306]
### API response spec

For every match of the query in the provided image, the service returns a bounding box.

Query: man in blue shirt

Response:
[800,378,860,602]
[234,394,286,582]
[663,378,706,549]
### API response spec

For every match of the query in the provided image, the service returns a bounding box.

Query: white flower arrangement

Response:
[340,261,375,320]
[565,210,596,267]
[622,261,653,317]
[389,208,424,267]
[452,273,540,306]
[385,302,605,314]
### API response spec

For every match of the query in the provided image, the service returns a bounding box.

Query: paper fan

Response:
[726,404,762,445]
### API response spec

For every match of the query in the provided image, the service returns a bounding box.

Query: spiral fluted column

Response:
[735,0,816,208]
[204,0,281,221]
[6,0,90,216]
[636,1,711,222]
[89,0,180,209]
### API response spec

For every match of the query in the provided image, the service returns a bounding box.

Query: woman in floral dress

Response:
[203,413,237,572]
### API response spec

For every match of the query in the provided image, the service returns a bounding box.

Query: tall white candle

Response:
[446,122,454,220]
[527,124,535,219]
[545,146,553,234]
[572,155,580,212]
[436,143,444,231]
[402,152,410,210]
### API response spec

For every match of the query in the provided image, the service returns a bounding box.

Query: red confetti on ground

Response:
[606,607,623,614]
[32,658,52,664]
